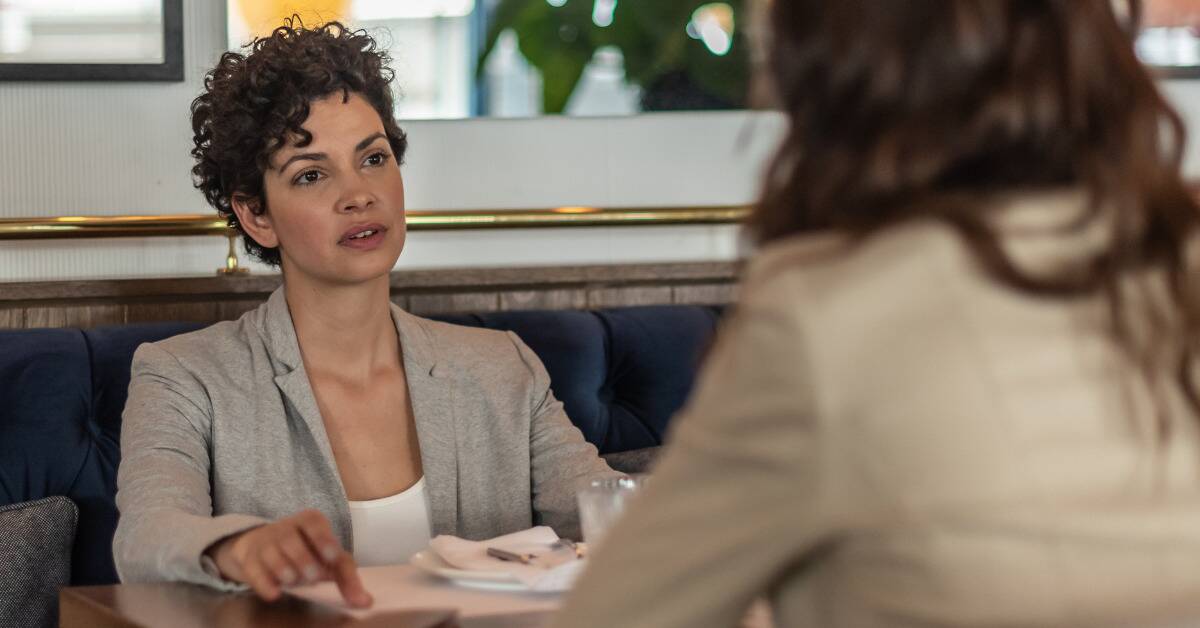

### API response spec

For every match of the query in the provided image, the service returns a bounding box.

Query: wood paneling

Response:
[126,301,221,325]
[499,289,588,311]
[21,304,126,328]
[408,292,502,316]
[0,308,24,328]
[0,262,740,330]
[586,286,674,308]
[671,283,737,306]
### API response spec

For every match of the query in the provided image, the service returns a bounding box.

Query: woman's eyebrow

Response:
[277,151,324,172]
[355,132,386,152]
[275,132,387,172]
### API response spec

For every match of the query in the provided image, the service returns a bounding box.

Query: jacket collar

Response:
[258,287,443,376]
[261,287,303,371]
[389,304,441,379]
[391,304,460,534]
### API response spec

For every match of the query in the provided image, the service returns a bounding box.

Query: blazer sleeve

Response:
[113,342,267,590]
[550,266,862,628]
[507,332,619,540]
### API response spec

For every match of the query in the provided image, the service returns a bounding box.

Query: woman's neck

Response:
[283,274,401,380]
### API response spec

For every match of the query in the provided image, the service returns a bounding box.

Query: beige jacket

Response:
[113,288,613,590]
[556,192,1200,628]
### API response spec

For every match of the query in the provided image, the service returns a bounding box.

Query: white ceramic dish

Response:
[409,550,530,592]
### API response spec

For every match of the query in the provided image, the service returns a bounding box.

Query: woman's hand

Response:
[205,509,373,608]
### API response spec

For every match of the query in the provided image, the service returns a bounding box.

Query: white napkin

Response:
[428,526,586,592]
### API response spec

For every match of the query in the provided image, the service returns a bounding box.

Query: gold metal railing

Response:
[0,206,750,240]
[0,206,751,275]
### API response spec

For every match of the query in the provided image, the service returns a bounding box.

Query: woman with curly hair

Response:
[112,21,613,607]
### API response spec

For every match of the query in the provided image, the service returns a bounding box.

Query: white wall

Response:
[0,109,779,281]
[1,0,1198,282]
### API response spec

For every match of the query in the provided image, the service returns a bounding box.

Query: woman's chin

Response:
[338,257,399,285]
[281,241,404,287]
[285,257,398,288]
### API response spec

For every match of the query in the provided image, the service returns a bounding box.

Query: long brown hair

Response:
[751,1,1200,430]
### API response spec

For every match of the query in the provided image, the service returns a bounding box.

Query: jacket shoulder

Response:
[743,221,969,315]
[412,316,528,366]
[132,316,260,382]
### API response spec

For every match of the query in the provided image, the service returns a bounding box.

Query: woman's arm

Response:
[113,342,268,589]
[114,342,372,605]
[508,333,619,540]
[551,269,855,628]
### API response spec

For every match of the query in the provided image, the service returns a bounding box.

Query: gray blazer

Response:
[113,288,614,589]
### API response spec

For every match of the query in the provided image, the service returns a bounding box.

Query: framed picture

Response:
[1138,0,1200,78]
[0,0,183,81]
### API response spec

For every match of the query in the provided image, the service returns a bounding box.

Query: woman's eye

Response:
[365,151,390,167]
[294,170,322,186]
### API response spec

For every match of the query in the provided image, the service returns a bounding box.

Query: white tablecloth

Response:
[290,563,773,627]
[289,564,561,620]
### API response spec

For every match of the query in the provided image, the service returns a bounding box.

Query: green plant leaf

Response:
[598,3,657,83]
[684,27,749,106]
[510,1,595,113]
[620,1,705,86]
[626,1,696,38]
[476,0,751,113]
[532,48,590,113]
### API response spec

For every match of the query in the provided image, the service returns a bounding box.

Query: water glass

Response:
[576,475,648,549]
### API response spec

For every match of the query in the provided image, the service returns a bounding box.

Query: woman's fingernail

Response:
[303,565,320,582]
[322,546,339,562]
[279,568,297,585]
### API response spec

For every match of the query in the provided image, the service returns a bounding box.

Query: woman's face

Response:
[239,91,406,286]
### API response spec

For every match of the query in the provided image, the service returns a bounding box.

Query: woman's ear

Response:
[230,194,279,249]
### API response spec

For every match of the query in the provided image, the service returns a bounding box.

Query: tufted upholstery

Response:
[0,305,720,587]
[0,322,199,586]
[434,306,721,452]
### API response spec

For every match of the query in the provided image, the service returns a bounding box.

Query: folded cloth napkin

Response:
[428,526,586,592]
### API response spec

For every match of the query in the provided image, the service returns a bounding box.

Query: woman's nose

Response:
[336,176,376,213]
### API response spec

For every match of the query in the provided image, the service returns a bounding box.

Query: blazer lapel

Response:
[392,305,460,535]
[273,368,342,482]
[259,289,347,501]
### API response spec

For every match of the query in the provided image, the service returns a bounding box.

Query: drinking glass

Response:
[576,475,649,549]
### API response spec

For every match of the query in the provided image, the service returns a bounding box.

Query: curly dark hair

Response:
[190,20,408,266]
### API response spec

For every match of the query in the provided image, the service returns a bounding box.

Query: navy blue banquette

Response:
[0,305,721,588]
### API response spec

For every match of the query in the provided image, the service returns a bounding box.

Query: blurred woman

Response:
[555,1,1200,626]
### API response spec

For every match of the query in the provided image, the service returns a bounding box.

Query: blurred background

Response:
[5,0,1196,120]
[225,0,751,119]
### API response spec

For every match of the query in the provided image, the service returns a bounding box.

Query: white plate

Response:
[409,550,531,592]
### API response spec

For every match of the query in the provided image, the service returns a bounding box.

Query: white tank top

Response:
[347,476,433,566]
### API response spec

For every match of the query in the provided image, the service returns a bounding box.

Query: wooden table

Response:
[59,584,553,628]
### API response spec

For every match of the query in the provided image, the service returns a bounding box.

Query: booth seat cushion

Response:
[0,495,78,628]
[0,304,720,587]
[431,306,721,453]
[0,323,200,586]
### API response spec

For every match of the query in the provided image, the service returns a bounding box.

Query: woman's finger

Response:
[240,551,282,602]
[278,529,326,584]
[331,550,373,608]
[259,543,299,587]
[295,509,343,564]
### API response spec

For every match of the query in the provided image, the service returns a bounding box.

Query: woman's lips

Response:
[339,224,387,250]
